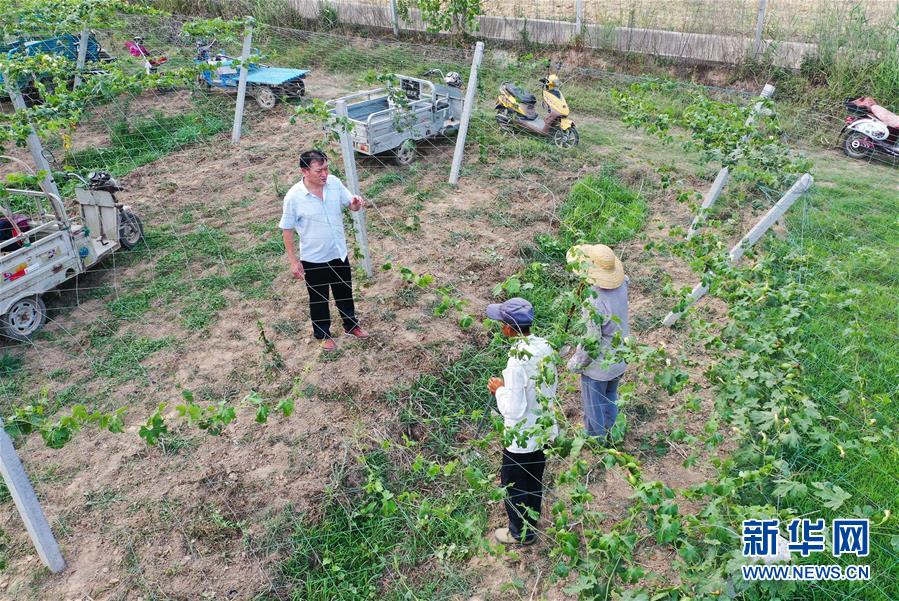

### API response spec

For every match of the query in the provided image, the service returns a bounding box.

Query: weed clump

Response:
[547,173,647,258]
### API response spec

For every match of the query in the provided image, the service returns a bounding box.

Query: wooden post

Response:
[74,26,90,88]
[389,0,400,37]
[231,26,253,145]
[335,100,373,277]
[448,41,484,186]
[0,423,66,573]
[663,173,813,326]
[753,0,768,59]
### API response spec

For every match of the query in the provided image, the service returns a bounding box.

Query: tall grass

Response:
[535,172,648,261]
[799,3,899,108]
[151,0,343,31]
[777,156,899,600]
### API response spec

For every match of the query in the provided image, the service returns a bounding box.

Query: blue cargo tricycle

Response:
[195,40,308,109]
[1,32,114,104]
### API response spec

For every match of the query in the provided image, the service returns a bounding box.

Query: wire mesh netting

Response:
[0,10,896,601]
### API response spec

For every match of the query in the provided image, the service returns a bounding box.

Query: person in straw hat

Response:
[565,244,630,439]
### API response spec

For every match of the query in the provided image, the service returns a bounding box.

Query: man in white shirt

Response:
[486,298,559,545]
[280,150,370,351]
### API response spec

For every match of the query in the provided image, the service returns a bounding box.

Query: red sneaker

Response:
[320,338,337,352]
[345,326,370,339]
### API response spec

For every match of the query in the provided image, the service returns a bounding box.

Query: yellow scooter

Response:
[495,65,579,148]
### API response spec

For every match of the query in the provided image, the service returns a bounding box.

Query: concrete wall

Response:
[288,0,816,68]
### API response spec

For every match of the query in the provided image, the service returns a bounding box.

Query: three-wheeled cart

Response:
[196,40,308,109]
[1,172,144,340]
[326,74,465,165]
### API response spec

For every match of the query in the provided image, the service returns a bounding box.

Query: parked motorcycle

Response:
[124,36,168,75]
[841,97,899,162]
[495,62,579,148]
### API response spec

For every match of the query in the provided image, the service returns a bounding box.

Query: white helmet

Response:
[444,71,463,88]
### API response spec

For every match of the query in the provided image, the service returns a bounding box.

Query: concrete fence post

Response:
[335,100,373,277]
[686,83,775,240]
[5,83,62,200]
[231,26,254,145]
[448,41,485,186]
[753,0,768,58]
[742,83,775,140]
[575,0,584,34]
[389,0,400,36]
[74,26,90,88]
[0,424,66,573]
[686,167,729,240]
[663,173,813,326]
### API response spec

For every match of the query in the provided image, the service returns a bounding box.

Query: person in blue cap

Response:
[485,297,559,545]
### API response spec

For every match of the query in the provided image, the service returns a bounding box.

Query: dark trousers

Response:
[500,448,546,542]
[301,257,358,339]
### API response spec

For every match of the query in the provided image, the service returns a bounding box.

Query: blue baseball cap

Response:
[485,297,534,329]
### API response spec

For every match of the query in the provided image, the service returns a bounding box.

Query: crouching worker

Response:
[486,298,559,545]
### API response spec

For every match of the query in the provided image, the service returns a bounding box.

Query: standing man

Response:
[280,149,370,351]
[566,244,630,439]
[486,298,559,545]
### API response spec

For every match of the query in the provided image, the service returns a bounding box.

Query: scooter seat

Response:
[502,82,536,105]
[871,104,899,128]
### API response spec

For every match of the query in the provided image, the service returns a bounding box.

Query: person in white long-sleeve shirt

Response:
[485,298,558,545]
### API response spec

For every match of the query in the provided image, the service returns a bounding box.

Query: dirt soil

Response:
[1,71,769,599]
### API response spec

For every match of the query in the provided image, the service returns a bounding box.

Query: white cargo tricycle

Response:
[1,168,143,340]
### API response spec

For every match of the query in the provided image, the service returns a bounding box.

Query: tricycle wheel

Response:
[1,295,47,341]
[253,86,277,109]
[196,73,211,90]
[119,210,144,250]
[394,141,417,166]
[283,80,305,98]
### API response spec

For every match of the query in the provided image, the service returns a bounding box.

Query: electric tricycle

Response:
[326,71,465,165]
[195,40,308,109]
[1,167,144,341]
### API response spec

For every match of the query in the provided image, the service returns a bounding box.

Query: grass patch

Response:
[66,109,230,177]
[776,159,899,599]
[269,450,488,601]
[92,335,175,382]
[559,173,648,246]
[104,224,285,329]
[535,172,648,260]
[0,352,24,398]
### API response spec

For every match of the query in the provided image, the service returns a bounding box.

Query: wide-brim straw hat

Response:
[566,244,625,289]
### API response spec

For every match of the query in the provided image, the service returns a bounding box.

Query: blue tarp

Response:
[245,67,309,85]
